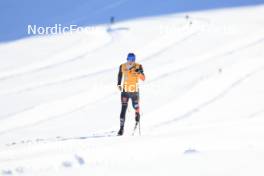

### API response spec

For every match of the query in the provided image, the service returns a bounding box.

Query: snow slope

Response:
[1,0,264,42]
[1,3,264,176]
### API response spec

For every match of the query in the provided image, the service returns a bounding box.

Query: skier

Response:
[110,16,115,24]
[117,53,145,136]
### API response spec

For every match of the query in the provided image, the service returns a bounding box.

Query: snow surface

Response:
[1,2,264,176]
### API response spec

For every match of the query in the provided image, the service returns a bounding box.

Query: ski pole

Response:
[138,120,141,136]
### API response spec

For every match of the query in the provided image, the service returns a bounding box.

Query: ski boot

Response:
[117,126,124,136]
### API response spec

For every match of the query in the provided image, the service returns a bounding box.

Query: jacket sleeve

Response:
[139,65,145,81]
[117,65,122,86]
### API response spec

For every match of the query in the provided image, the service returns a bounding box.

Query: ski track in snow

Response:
[0,90,117,136]
[148,37,264,83]
[247,109,264,119]
[153,64,264,128]
[5,131,117,147]
[0,29,114,82]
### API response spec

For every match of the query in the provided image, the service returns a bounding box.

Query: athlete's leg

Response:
[118,92,129,135]
[131,92,140,122]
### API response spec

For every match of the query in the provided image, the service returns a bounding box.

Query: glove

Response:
[117,85,122,91]
[135,68,143,74]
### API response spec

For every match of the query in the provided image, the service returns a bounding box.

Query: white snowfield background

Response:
[0,0,264,175]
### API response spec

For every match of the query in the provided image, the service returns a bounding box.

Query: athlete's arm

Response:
[117,65,123,90]
[138,65,145,81]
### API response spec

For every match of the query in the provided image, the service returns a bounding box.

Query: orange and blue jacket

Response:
[117,63,145,92]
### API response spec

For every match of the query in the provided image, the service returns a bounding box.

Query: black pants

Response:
[120,92,140,127]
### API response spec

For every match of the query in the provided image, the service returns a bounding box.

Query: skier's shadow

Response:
[107,27,130,33]
[6,131,117,147]
[60,131,117,141]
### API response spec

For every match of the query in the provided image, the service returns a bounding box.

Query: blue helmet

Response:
[127,53,136,62]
